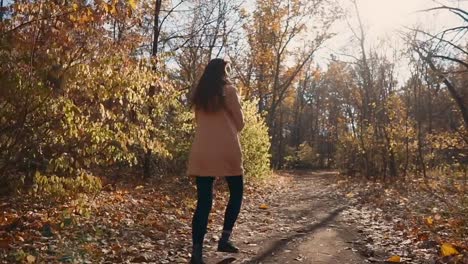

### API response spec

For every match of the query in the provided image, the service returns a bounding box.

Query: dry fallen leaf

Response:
[441,243,459,256]
[0,238,11,249]
[387,255,401,262]
[128,0,138,10]
[425,216,433,226]
[259,204,269,210]
[26,255,36,263]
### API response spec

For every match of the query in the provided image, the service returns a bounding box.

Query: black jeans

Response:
[192,176,244,245]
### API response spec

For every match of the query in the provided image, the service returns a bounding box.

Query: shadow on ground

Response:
[246,207,345,264]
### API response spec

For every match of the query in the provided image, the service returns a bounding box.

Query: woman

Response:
[187,58,245,264]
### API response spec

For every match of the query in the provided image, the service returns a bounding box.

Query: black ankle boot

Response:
[190,244,205,264]
[217,230,240,253]
[190,256,205,264]
[217,240,239,253]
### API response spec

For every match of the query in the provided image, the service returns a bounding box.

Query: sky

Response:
[353,0,457,33]
[315,0,468,81]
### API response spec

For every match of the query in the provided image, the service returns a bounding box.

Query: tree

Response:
[242,0,340,167]
[408,4,468,128]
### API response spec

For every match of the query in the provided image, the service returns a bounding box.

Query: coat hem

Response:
[187,171,244,177]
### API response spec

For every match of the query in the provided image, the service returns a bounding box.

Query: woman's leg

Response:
[192,176,215,262]
[218,175,243,252]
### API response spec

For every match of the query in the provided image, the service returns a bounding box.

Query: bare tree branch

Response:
[431,54,468,69]
[407,27,468,57]
[419,5,468,22]
[413,45,468,128]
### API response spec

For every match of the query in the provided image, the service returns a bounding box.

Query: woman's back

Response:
[187,85,244,177]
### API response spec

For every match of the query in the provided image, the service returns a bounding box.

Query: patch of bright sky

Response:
[316,0,468,83]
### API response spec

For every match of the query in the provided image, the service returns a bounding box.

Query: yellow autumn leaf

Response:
[110,3,117,15]
[26,255,36,263]
[425,216,434,226]
[259,204,268,209]
[441,243,459,256]
[128,0,137,9]
[387,255,401,262]
[72,3,79,11]
[78,14,89,24]
[103,3,110,13]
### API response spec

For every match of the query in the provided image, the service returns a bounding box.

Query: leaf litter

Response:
[1,171,466,263]
[335,176,467,264]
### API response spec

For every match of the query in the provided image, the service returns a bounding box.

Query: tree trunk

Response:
[416,49,468,129]
[144,0,163,179]
[0,0,4,22]
[152,0,162,57]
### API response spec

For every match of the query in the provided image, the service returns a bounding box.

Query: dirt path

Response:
[204,171,366,264]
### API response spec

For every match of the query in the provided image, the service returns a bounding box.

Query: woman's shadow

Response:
[215,257,236,264]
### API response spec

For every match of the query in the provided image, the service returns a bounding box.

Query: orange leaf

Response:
[387,255,401,262]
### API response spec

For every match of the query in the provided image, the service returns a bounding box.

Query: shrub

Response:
[283,143,320,169]
[33,171,102,202]
[240,99,271,179]
[297,142,320,168]
[335,133,361,176]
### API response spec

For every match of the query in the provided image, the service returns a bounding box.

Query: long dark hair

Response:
[191,58,230,112]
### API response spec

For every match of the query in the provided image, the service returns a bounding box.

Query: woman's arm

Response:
[225,85,245,132]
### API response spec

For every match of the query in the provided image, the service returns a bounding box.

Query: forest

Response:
[0,0,467,263]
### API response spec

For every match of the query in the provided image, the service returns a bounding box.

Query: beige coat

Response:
[187,85,245,177]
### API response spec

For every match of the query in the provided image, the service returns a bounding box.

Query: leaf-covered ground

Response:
[1,171,466,263]
[334,175,467,264]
